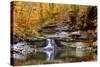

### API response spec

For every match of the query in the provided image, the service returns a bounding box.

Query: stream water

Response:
[11,39,97,66]
[44,39,55,49]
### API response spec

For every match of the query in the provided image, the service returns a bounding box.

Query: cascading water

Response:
[40,39,56,60]
[44,39,56,49]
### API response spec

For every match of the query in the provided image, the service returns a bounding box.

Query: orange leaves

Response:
[11,1,93,38]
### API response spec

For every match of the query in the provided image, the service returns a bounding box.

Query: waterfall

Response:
[44,39,56,49]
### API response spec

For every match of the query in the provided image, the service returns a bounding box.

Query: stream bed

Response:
[11,40,97,66]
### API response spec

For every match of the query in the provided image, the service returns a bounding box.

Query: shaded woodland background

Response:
[11,1,97,43]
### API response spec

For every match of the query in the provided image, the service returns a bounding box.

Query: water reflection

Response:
[12,46,96,61]
[41,50,55,61]
[13,52,26,60]
[75,48,85,57]
[11,41,97,65]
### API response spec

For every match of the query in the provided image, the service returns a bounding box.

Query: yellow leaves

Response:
[12,1,93,38]
[67,5,79,12]
[78,6,88,17]
[53,4,62,13]
[32,29,40,37]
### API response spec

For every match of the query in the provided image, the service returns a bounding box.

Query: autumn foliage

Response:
[11,1,97,41]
